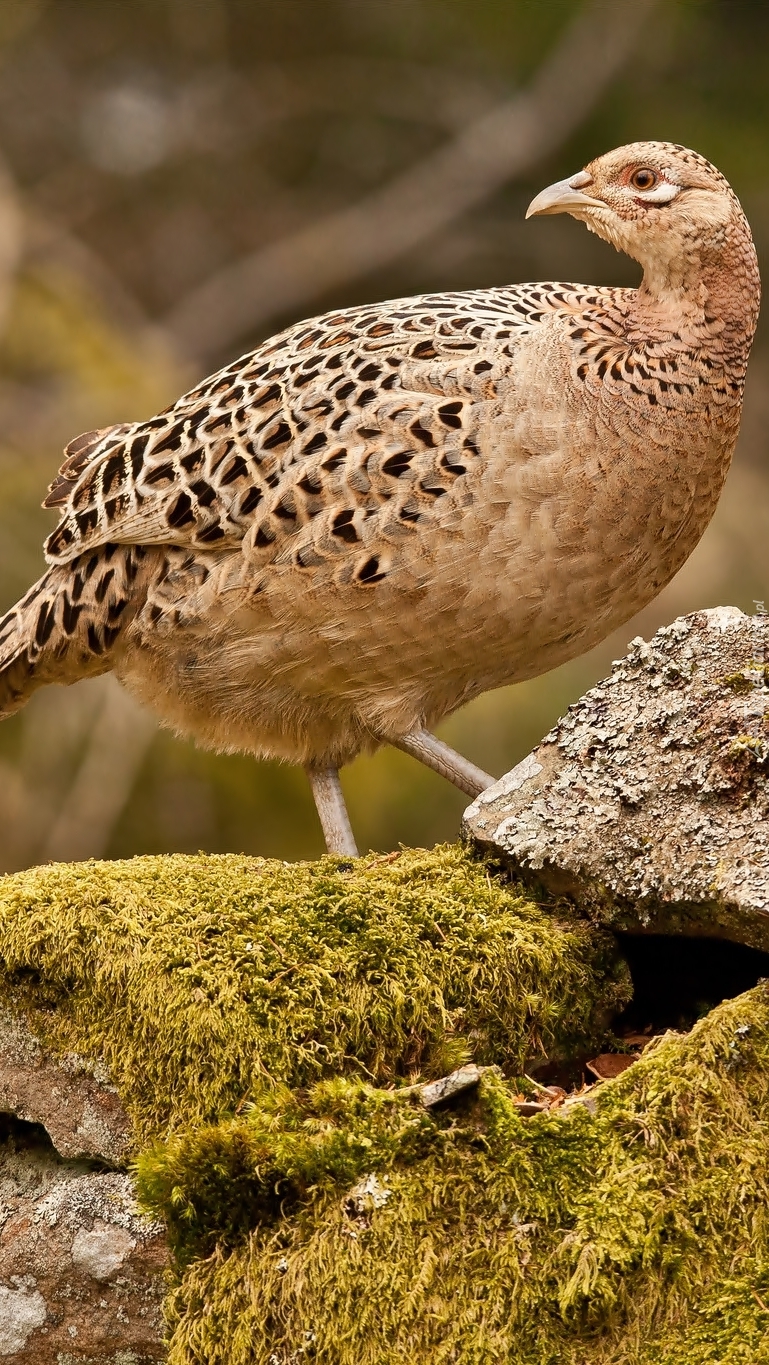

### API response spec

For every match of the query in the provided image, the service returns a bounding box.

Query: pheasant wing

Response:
[43,286,558,568]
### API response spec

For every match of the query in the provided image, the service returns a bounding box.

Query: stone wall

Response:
[0,1009,167,1363]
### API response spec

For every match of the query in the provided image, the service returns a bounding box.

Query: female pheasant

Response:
[0,142,759,855]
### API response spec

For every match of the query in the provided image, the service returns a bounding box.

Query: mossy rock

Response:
[0,845,766,1363]
[0,845,626,1137]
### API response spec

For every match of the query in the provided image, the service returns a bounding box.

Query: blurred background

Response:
[0,0,765,866]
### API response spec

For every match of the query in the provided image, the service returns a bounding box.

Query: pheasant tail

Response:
[0,569,71,718]
[0,544,141,719]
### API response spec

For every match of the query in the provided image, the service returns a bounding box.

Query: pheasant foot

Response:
[306,766,359,857]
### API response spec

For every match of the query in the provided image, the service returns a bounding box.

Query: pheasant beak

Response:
[526,171,605,219]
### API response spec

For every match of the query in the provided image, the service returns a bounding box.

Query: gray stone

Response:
[0,1284,46,1356]
[419,1064,483,1108]
[71,1227,137,1283]
[0,1115,168,1362]
[464,607,769,948]
[0,1005,168,1362]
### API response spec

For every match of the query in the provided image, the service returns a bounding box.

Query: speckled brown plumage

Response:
[0,142,760,840]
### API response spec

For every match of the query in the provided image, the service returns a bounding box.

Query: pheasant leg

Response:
[306,766,359,856]
[393,729,495,799]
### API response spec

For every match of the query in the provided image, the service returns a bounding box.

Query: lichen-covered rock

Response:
[0,1117,167,1362]
[464,606,769,947]
[0,1010,167,1361]
[0,848,628,1136]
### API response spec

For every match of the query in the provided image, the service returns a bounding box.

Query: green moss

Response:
[0,845,626,1139]
[2,845,767,1363]
[145,991,769,1365]
[722,665,769,695]
[728,734,768,762]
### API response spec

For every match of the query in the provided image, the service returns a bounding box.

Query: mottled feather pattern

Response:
[0,543,151,718]
[43,285,577,573]
[44,281,748,570]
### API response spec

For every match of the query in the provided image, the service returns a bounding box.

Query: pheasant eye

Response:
[629,168,658,191]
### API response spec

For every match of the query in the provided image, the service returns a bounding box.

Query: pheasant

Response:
[0,142,759,856]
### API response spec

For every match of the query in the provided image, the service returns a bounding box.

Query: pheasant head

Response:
[527,140,759,327]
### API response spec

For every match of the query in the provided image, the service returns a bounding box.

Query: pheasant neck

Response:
[636,214,760,371]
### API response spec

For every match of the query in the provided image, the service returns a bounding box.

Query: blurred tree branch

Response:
[25,58,504,247]
[0,165,172,868]
[0,156,22,332]
[243,56,510,135]
[41,678,157,864]
[165,0,659,362]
